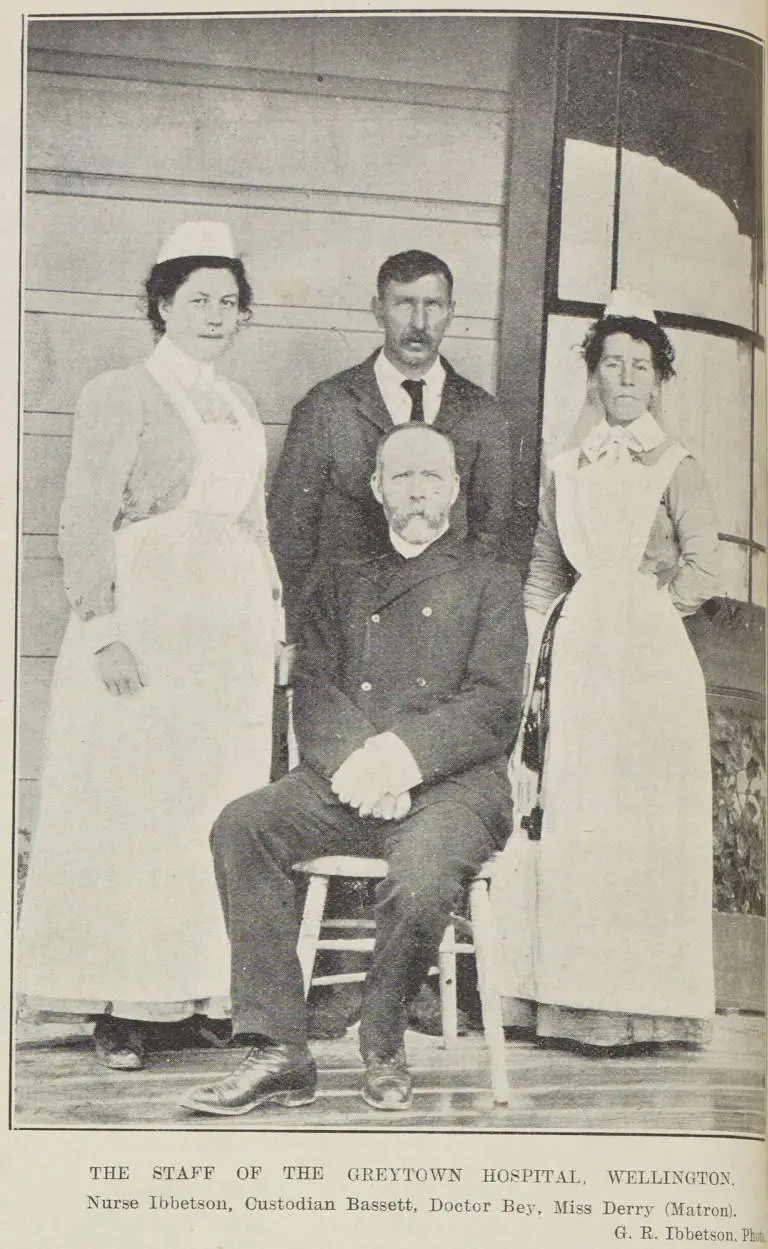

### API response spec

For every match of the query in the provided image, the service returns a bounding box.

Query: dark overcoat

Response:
[267,352,516,636]
[291,533,526,847]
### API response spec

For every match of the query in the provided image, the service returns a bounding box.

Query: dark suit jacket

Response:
[291,533,526,846]
[268,352,516,638]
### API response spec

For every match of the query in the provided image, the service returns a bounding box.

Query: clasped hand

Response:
[331,749,411,821]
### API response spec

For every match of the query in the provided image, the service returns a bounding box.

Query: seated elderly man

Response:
[182,423,526,1115]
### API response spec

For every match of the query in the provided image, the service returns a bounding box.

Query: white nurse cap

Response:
[602,289,658,324]
[156,221,236,264]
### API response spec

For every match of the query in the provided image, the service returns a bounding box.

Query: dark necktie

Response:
[401,378,426,422]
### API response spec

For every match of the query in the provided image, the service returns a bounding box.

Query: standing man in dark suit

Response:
[268,249,516,639]
[182,424,526,1116]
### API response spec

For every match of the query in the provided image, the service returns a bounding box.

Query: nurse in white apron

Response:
[494,290,721,1049]
[18,222,283,1070]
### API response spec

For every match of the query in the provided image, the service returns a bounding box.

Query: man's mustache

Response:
[398,508,443,527]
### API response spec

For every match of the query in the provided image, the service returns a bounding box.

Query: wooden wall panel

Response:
[308,16,514,90]
[28,74,507,206]
[17,781,40,840]
[30,169,499,226]
[28,17,516,92]
[24,314,149,415]
[24,314,497,430]
[22,436,69,536]
[19,659,55,781]
[26,192,503,320]
[20,556,68,658]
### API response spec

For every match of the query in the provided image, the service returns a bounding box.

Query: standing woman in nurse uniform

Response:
[495,290,721,1050]
[18,222,282,1070]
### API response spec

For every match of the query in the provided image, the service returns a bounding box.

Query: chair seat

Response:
[294,854,498,881]
[294,855,389,879]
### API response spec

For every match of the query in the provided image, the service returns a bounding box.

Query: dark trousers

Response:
[211,766,493,1056]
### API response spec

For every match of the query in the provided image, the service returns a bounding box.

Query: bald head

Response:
[371,423,460,547]
[374,423,456,478]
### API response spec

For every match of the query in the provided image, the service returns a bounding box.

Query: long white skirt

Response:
[17,510,275,1018]
[493,570,715,1037]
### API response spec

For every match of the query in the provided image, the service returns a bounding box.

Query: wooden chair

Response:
[293,854,509,1104]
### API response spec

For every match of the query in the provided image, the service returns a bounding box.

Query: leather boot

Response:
[361,1046,412,1110]
[93,1017,146,1071]
[180,1042,317,1116]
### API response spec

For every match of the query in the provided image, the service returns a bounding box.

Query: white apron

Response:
[494,442,715,1026]
[18,358,276,1019]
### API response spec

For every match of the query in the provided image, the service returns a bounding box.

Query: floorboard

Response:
[13,1014,765,1135]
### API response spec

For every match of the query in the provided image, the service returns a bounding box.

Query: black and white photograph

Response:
[9,1,766,1164]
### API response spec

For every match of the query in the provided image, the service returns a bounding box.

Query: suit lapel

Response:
[347,353,393,435]
[434,359,473,435]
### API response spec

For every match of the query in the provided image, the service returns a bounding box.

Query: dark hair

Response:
[376,250,454,299]
[144,255,253,337]
[582,315,676,382]
[374,422,456,477]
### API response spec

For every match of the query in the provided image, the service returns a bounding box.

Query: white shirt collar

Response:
[374,349,446,424]
[152,334,217,389]
[581,411,666,462]
[389,519,449,558]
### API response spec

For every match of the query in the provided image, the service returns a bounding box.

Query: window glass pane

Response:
[540,314,592,467]
[559,139,615,303]
[557,27,620,305]
[621,32,758,328]
[662,331,751,543]
[618,151,753,327]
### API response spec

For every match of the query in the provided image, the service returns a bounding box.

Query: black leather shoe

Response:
[93,1017,146,1071]
[180,1043,317,1116]
[362,1047,413,1111]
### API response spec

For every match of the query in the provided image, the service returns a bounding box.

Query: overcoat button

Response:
[361,681,372,692]
[370,613,380,623]
[416,677,427,687]
[422,606,433,617]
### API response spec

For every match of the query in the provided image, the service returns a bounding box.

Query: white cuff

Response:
[363,731,422,792]
[83,613,120,653]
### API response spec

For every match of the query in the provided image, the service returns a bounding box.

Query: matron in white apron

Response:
[18,358,277,1019]
[493,441,714,1044]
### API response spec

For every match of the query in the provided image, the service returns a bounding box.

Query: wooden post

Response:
[497,17,561,569]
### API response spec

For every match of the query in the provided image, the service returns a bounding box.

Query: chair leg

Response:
[296,874,329,996]
[469,878,509,1105]
[286,689,300,771]
[438,922,459,1049]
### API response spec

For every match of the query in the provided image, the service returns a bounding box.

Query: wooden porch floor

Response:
[13,1013,764,1135]
[12,1009,764,1139]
